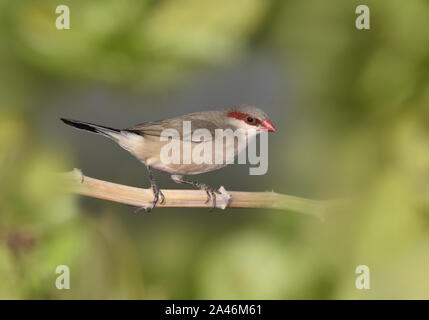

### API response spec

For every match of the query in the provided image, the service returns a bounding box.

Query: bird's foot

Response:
[198,184,222,210]
[134,188,165,213]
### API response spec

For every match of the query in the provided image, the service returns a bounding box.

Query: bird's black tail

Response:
[61,118,121,139]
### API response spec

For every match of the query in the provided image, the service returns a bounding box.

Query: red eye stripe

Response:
[227,111,261,126]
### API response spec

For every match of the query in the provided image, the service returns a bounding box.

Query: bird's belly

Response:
[132,136,243,175]
[150,162,227,175]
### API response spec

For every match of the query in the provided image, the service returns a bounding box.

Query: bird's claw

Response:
[200,185,221,210]
[159,190,166,205]
[134,188,164,213]
[203,189,211,204]
[134,204,154,213]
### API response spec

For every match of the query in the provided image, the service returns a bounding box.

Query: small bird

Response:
[61,104,276,211]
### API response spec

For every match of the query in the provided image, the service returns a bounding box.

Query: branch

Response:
[60,168,327,218]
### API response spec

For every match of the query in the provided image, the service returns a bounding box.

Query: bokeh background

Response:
[1,0,429,299]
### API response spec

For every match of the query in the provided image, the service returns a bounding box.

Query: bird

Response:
[61,104,276,211]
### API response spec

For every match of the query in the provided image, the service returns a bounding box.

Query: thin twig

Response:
[60,168,327,218]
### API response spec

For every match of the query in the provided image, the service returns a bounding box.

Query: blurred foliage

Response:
[0,0,429,299]
[0,0,268,91]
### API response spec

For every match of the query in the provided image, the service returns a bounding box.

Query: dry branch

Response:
[60,168,327,218]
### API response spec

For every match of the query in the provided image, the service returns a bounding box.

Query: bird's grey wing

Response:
[126,113,220,141]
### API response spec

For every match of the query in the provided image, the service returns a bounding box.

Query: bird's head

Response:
[225,104,276,133]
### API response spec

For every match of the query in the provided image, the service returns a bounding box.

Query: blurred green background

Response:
[1,0,429,299]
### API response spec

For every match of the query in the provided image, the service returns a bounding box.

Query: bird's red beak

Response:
[261,119,276,132]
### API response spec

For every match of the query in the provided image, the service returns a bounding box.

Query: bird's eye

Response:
[246,117,254,123]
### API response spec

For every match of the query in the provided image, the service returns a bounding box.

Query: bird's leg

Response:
[171,175,220,210]
[148,167,166,207]
[135,166,164,213]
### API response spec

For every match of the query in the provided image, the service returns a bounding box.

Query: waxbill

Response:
[61,104,276,211]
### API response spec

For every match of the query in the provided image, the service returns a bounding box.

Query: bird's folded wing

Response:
[126,118,219,142]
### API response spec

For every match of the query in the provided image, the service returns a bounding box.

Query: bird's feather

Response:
[126,111,227,142]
